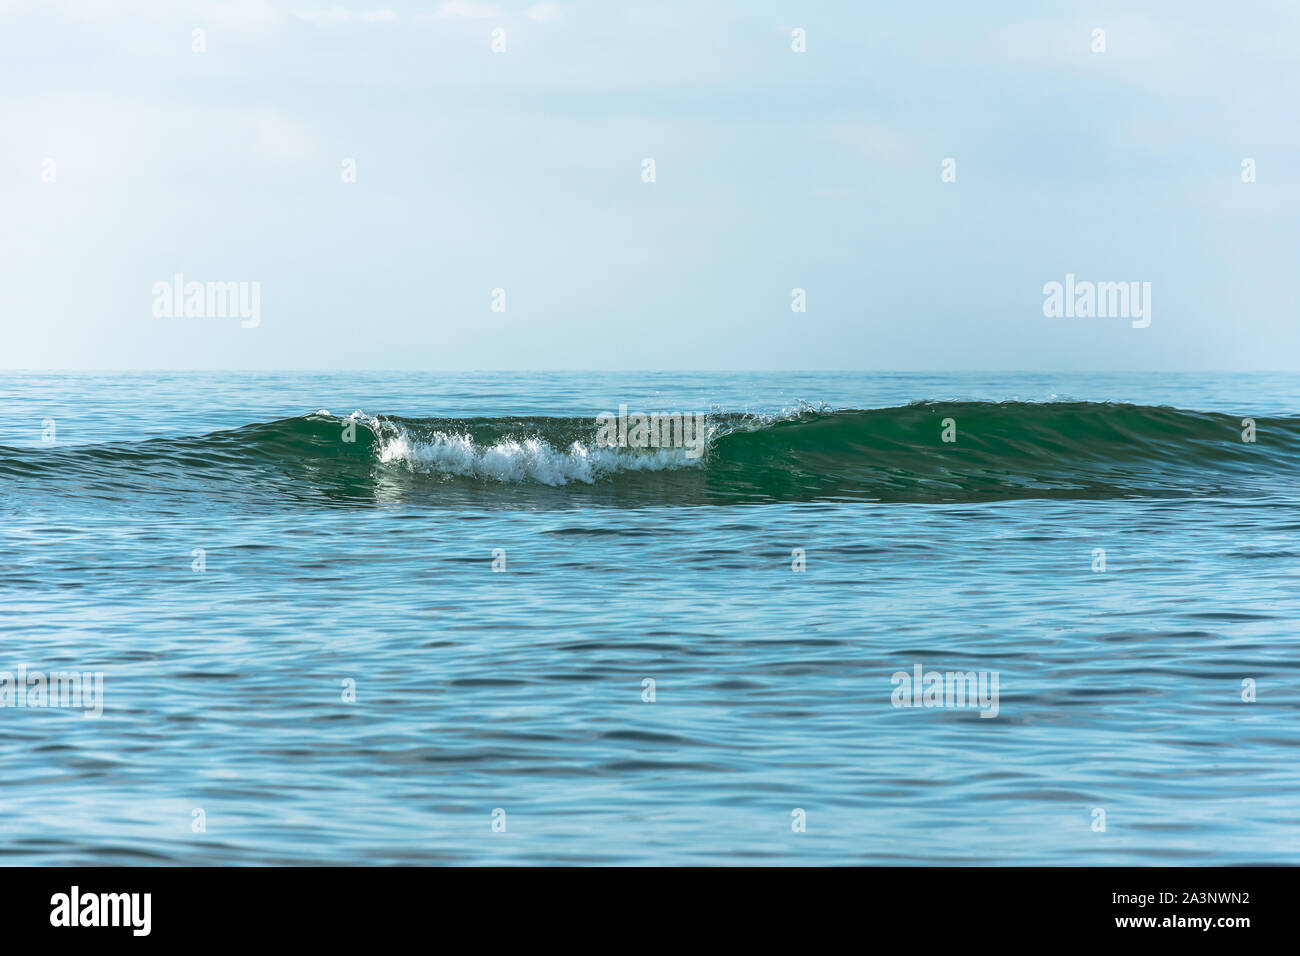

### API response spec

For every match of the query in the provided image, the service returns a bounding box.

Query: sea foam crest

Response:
[374,425,704,486]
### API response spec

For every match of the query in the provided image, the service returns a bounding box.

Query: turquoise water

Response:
[2,371,1298,864]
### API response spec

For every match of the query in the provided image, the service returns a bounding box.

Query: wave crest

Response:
[375,428,703,486]
[5,401,1299,505]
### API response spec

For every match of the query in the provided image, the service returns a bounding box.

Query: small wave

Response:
[3,401,1297,505]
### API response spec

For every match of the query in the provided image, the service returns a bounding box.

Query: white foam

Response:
[376,428,704,486]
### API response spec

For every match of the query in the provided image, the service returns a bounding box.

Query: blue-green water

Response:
[2,371,1298,864]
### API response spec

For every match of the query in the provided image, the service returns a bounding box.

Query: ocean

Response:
[2,370,1298,865]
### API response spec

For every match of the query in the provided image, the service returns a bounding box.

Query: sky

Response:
[1,0,1298,370]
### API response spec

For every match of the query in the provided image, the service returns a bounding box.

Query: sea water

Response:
[1,371,1297,864]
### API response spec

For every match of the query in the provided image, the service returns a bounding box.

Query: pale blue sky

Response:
[2,0,1297,370]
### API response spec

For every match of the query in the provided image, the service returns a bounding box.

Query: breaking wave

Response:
[4,402,1298,505]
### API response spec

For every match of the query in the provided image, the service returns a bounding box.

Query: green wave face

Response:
[704,402,1297,502]
[2,402,1295,507]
